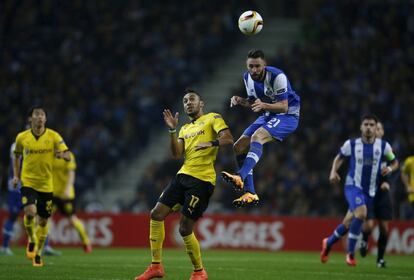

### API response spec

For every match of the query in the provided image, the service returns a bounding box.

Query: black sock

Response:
[377,231,388,261]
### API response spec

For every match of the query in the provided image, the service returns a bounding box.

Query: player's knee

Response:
[150,208,165,221]
[178,224,192,237]
[38,218,48,227]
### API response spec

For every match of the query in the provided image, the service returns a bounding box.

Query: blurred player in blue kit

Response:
[320,115,398,266]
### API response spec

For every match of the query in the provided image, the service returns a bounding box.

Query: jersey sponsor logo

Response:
[183,130,205,139]
[24,148,53,155]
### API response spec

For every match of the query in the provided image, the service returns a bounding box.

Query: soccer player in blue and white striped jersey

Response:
[320,115,398,266]
[221,49,300,207]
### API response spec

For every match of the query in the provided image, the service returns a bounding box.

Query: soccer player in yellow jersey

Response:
[401,155,414,218]
[52,151,92,253]
[12,106,70,267]
[135,89,234,280]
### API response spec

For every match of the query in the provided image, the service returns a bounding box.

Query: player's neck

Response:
[189,112,203,123]
[31,126,45,136]
[361,135,375,144]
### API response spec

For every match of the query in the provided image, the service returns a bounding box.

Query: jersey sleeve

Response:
[243,72,256,102]
[53,131,69,152]
[339,140,351,157]
[14,134,23,155]
[273,73,288,102]
[402,157,413,174]
[383,142,396,161]
[68,152,77,171]
[178,126,184,140]
[211,114,229,134]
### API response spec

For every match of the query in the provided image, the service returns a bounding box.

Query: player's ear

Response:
[200,100,204,108]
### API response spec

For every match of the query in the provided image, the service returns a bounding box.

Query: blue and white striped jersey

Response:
[339,138,395,197]
[243,66,300,117]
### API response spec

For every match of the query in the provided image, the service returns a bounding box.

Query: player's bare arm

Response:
[329,155,344,184]
[163,109,183,159]
[194,128,234,151]
[251,99,288,113]
[380,159,399,176]
[401,171,413,193]
[230,96,250,108]
[12,153,22,187]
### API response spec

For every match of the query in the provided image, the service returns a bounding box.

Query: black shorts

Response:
[373,188,393,220]
[53,197,76,216]
[158,174,214,220]
[21,187,53,219]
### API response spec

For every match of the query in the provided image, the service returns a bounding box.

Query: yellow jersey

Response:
[178,112,228,185]
[402,156,414,203]
[14,128,69,193]
[53,151,76,199]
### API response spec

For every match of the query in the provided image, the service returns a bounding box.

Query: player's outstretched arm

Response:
[329,154,344,184]
[251,99,288,113]
[230,96,250,108]
[194,128,234,151]
[163,109,183,159]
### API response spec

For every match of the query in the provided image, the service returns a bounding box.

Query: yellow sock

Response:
[149,219,165,263]
[23,215,37,243]
[35,224,49,256]
[72,217,90,245]
[183,232,203,270]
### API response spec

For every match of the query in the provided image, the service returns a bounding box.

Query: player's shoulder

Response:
[266,66,284,75]
[16,129,31,140]
[205,112,224,121]
[405,155,414,164]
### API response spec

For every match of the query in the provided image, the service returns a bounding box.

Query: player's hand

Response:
[251,99,267,112]
[230,96,243,107]
[380,182,390,191]
[12,176,20,188]
[329,172,341,184]
[194,142,212,151]
[381,166,392,176]
[163,109,179,129]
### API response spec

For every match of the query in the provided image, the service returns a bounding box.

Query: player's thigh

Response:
[344,185,368,218]
[158,175,186,210]
[21,187,38,216]
[374,191,393,220]
[180,175,214,221]
[233,135,251,154]
[241,115,267,138]
[36,191,54,219]
[54,197,75,216]
[261,115,299,142]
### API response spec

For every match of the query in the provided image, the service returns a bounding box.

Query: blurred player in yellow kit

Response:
[53,151,92,253]
[13,105,70,266]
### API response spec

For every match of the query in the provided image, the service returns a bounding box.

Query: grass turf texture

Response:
[0,248,413,280]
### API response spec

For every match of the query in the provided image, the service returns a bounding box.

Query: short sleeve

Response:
[339,140,351,157]
[273,73,288,101]
[14,134,23,154]
[383,142,396,161]
[54,131,69,152]
[402,157,413,174]
[211,114,229,134]
[178,126,184,140]
[68,152,77,171]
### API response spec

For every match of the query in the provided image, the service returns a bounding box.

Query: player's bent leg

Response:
[232,192,259,207]
[221,171,244,191]
[320,238,330,263]
[360,219,374,258]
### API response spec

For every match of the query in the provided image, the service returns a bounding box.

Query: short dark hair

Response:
[184,87,202,100]
[247,49,265,59]
[361,114,378,123]
[27,105,47,117]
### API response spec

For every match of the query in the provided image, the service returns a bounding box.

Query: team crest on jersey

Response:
[375,149,381,156]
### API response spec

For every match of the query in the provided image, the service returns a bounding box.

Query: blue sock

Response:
[327,224,348,247]
[236,154,256,194]
[2,219,14,248]
[348,217,363,254]
[44,236,49,248]
[238,142,263,180]
[244,172,256,194]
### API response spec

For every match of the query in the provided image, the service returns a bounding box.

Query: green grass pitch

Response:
[0,248,413,280]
